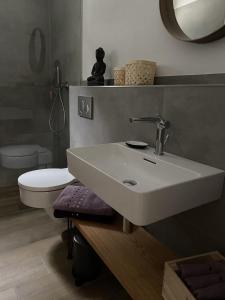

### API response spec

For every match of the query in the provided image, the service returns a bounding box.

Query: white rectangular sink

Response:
[67,143,225,226]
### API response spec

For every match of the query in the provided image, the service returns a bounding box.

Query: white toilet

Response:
[1,144,76,219]
[18,168,76,219]
[0,144,52,169]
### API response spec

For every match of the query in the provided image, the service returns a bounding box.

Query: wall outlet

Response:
[78,96,93,119]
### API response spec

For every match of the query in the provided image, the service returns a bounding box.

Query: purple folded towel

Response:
[53,185,114,216]
[184,273,225,291]
[194,282,225,300]
[179,261,225,278]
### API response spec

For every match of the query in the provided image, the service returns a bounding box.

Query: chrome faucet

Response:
[129,115,170,155]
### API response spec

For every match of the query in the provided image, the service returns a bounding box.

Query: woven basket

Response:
[125,60,156,85]
[113,67,125,86]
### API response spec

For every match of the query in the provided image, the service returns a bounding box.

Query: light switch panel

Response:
[78,96,93,119]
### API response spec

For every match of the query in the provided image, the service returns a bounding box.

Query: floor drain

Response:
[123,179,137,187]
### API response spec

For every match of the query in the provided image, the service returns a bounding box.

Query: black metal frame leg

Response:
[67,218,73,259]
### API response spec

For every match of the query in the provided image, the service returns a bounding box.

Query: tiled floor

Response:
[0,186,130,299]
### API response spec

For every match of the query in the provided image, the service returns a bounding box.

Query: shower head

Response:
[54,60,69,89]
[54,60,62,87]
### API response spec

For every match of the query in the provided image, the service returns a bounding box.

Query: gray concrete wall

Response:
[0,0,52,187]
[49,0,82,167]
[50,0,81,85]
[69,85,225,256]
[0,0,50,86]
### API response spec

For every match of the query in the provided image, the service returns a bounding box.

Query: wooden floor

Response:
[0,185,29,217]
[0,236,130,300]
[0,186,130,299]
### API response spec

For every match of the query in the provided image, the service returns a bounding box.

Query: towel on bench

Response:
[53,185,115,220]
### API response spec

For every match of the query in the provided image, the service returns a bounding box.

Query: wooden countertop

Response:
[73,217,176,300]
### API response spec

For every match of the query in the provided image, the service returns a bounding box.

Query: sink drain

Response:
[123,179,137,187]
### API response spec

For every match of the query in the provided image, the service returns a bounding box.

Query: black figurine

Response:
[87,47,106,86]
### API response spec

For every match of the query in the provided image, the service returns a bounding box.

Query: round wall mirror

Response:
[160,0,225,43]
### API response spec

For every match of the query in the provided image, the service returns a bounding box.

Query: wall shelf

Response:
[74,84,225,88]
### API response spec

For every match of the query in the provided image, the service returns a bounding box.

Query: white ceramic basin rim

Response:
[67,143,225,226]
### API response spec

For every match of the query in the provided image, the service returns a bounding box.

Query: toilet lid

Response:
[18,168,76,192]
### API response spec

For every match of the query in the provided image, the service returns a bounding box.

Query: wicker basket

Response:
[125,60,156,85]
[113,67,125,86]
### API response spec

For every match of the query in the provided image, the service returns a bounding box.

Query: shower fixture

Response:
[49,61,69,134]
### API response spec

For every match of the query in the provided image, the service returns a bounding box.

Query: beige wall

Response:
[82,0,225,80]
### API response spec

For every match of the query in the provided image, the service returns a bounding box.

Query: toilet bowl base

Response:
[19,187,63,209]
[19,187,64,221]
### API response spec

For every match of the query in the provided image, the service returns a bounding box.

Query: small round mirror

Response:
[160,0,225,43]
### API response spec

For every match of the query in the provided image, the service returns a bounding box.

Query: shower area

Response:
[0,0,81,212]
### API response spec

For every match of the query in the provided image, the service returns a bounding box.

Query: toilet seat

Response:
[18,168,76,215]
[18,168,75,192]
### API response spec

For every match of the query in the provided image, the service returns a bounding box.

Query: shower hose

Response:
[49,86,66,134]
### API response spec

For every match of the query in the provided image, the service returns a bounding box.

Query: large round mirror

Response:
[160,0,225,43]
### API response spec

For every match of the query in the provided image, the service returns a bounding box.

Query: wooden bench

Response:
[73,216,176,300]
